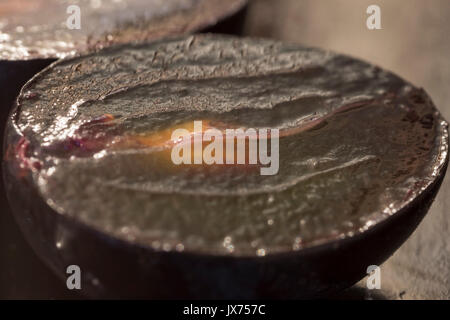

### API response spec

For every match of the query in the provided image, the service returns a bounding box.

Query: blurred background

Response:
[1,0,449,299]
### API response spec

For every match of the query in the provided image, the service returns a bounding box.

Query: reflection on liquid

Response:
[5,35,448,256]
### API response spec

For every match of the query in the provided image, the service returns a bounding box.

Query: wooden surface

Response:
[244,0,450,299]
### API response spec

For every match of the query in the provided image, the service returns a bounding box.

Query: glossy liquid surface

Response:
[0,0,246,60]
[7,35,448,255]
